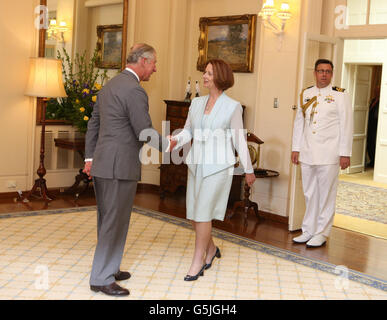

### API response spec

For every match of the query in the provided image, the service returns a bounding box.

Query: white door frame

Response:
[339,38,387,183]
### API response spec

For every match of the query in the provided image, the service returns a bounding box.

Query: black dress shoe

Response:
[114,270,131,281]
[204,247,221,270]
[184,265,206,281]
[90,282,130,296]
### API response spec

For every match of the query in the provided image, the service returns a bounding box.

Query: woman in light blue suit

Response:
[171,59,256,281]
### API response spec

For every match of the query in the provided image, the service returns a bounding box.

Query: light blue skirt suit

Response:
[173,92,253,222]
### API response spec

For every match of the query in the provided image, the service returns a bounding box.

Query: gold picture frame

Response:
[36,0,129,125]
[197,14,257,73]
[96,24,123,69]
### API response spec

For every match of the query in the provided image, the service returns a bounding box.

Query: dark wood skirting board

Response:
[137,183,289,225]
[0,183,289,225]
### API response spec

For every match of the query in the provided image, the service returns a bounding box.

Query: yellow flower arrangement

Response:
[94,83,102,91]
[45,48,108,134]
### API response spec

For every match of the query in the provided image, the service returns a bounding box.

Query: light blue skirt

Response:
[186,165,234,222]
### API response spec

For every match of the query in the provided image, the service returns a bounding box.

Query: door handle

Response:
[292,105,297,110]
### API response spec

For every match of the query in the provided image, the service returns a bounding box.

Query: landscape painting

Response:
[96,24,122,69]
[197,15,257,73]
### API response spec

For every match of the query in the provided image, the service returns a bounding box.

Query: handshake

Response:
[167,135,177,152]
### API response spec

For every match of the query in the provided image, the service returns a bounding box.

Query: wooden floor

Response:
[1,186,386,281]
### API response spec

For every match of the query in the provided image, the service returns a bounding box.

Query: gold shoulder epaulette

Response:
[300,86,317,118]
[333,86,345,92]
[299,86,314,103]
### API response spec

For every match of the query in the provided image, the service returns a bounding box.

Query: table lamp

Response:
[25,57,67,201]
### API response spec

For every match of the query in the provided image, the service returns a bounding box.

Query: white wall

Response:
[346,0,368,25]
[0,0,310,219]
[251,1,302,217]
[0,0,39,193]
[369,0,387,24]
[87,2,123,80]
[133,0,302,216]
[123,0,303,216]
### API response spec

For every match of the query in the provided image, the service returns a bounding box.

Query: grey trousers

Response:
[90,176,137,286]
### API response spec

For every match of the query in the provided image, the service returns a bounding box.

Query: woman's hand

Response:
[245,173,256,187]
[167,135,177,152]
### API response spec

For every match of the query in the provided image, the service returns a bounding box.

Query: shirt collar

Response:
[125,67,140,82]
[314,84,332,95]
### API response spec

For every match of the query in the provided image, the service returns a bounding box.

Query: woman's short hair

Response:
[126,43,155,64]
[205,59,234,91]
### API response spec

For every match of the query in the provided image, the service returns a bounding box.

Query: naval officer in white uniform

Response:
[291,59,353,248]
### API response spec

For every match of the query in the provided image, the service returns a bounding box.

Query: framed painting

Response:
[197,14,257,73]
[36,0,129,125]
[96,24,123,69]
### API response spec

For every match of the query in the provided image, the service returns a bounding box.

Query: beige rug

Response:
[0,206,385,300]
[335,181,387,239]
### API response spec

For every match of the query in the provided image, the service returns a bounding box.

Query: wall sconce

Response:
[47,19,69,44]
[259,1,292,48]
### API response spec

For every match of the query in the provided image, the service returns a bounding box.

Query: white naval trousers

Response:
[300,163,340,238]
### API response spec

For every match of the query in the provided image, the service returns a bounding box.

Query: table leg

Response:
[65,169,91,197]
[251,202,259,220]
[228,183,260,223]
[228,200,244,219]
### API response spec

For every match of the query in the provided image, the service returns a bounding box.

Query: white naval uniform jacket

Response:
[292,84,353,165]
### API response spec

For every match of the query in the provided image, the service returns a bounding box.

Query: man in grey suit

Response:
[83,43,176,296]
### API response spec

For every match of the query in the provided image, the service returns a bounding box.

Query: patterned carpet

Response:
[336,181,387,224]
[0,206,386,300]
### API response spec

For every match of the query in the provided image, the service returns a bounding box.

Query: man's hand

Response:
[83,161,93,180]
[340,156,350,170]
[291,151,300,165]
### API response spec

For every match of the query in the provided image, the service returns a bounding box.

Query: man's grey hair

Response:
[126,43,156,64]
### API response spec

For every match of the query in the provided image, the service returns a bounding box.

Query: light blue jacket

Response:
[174,92,244,177]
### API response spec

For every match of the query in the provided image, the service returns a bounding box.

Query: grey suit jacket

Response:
[85,69,168,181]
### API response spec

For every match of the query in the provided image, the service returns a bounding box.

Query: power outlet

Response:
[7,180,17,189]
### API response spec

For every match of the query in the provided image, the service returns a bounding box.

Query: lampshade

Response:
[278,2,292,20]
[260,0,276,17]
[25,57,67,98]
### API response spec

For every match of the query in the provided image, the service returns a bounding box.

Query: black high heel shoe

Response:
[184,265,206,281]
[204,247,221,270]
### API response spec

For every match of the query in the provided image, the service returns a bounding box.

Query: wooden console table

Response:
[54,138,91,198]
[227,168,279,224]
